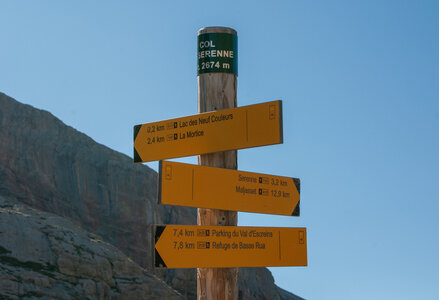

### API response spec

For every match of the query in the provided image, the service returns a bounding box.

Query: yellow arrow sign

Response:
[158,161,300,216]
[154,225,307,268]
[134,100,283,162]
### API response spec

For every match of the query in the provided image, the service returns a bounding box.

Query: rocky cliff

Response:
[0,194,181,299]
[0,92,303,299]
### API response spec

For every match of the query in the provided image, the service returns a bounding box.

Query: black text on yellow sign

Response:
[134,100,283,162]
[158,161,300,216]
[154,225,307,268]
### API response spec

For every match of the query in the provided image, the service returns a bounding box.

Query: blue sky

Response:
[1,1,438,299]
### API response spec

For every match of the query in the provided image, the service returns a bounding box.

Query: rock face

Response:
[0,195,181,299]
[0,92,302,299]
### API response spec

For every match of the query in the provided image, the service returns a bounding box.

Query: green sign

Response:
[197,32,237,75]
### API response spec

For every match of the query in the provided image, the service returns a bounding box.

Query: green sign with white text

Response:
[197,32,237,75]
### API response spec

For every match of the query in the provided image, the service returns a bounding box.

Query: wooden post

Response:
[197,27,238,300]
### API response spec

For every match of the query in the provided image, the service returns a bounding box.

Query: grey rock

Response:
[239,268,305,300]
[0,92,196,297]
[0,195,181,299]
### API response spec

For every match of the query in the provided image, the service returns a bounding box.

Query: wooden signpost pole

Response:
[197,26,238,300]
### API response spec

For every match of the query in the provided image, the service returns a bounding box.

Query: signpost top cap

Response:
[198,26,237,35]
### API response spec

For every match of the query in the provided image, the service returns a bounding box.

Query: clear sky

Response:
[1,1,438,299]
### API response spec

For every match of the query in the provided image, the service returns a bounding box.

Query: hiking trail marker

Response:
[133,100,283,163]
[133,26,307,300]
[158,160,300,216]
[154,225,307,268]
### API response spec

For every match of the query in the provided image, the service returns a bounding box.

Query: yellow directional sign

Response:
[134,100,283,162]
[154,225,307,268]
[158,161,300,216]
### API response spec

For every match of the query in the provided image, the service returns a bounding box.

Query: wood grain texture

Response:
[197,26,238,300]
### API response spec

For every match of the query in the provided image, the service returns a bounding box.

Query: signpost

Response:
[154,225,307,268]
[133,100,283,163]
[158,160,300,216]
[133,26,308,300]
